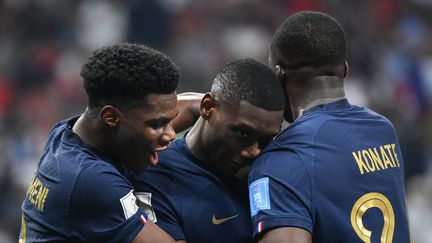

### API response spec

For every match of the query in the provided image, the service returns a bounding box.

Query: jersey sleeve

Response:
[69,162,145,242]
[131,169,186,241]
[248,149,313,238]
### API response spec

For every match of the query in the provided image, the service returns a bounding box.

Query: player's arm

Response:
[258,227,311,243]
[131,170,188,242]
[132,221,175,243]
[249,151,313,243]
[71,164,176,242]
[172,92,204,133]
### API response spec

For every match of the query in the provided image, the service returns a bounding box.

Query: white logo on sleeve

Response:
[249,177,271,216]
[120,190,139,219]
[135,192,157,222]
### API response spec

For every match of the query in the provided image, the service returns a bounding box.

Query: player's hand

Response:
[173,92,205,133]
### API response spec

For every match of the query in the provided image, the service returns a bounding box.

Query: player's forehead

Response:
[145,92,177,108]
[224,100,282,135]
[130,92,178,120]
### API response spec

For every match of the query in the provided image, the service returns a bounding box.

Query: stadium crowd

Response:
[0,0,431,242]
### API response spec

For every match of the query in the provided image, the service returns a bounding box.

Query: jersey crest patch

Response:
[135,192,157,222]
[120,190,139,219]
[249,177,270,216]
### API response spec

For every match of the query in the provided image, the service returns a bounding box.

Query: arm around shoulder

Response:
[258,227,311,243]
[173,92,204,133]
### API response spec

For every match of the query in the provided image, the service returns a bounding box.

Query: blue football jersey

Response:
[20,117,146,242]
[249,99,411,242]
[130,137,252,243]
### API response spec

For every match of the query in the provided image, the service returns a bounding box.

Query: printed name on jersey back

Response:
[352,143,401,175]
[26,177,49,212]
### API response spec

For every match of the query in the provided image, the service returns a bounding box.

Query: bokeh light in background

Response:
[0,0,431,242]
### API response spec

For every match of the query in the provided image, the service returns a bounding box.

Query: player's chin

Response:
[221,162,245,176]
[230,160,247,170]
[131,161,150,174]
[130,153,158,173]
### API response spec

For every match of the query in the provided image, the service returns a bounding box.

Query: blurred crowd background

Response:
[0,0,431,242]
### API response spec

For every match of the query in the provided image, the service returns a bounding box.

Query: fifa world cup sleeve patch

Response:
[120,190,139,219]
[135,192,157,222]
[249,177,271,216]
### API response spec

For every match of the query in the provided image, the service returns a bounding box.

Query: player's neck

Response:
[290,79,345,120]
[185,117,213,164]
[72,108,111,154]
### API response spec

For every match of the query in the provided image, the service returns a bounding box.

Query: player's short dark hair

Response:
[80,43,180,110]
[211,58,285,111]
[271,11,346,68]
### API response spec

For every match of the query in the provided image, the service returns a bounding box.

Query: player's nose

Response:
[241,142,261,159]
[161,122,176,143]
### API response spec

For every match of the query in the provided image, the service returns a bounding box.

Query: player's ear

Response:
[344,60,349,78]
[200,93,215,120]
[100,105,122,127]
[275,65,286,85]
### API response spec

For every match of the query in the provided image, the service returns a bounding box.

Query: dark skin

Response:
[172,72,346,243]
[172,92,204,133]
[258,228,312,243]
[150,92,200,243]
[270,49,347,121]
[132,220,177,243]
[171,61,348,243]
[258,50,349,243]
[186,93,283,178]
[135,93,282,243]
[71,92,239,243]
[73,93,178,243]
[169,93,283,243]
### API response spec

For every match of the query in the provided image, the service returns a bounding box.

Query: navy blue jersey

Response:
[130,137,252,243]
[20,117,146,242]
[249,99,411,242]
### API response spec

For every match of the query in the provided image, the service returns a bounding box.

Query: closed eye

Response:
[146,118,171,129]
[234,128,249,138]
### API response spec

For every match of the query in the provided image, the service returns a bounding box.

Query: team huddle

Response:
[20,11,412,243]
